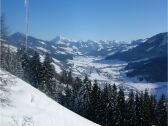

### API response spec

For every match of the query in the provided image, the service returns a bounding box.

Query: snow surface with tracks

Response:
[0,69,99,126]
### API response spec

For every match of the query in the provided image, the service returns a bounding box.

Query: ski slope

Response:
[0,69,99,126]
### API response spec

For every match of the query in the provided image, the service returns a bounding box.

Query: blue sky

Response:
[2,0,167,41]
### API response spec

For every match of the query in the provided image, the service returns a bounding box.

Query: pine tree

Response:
[42,53,55,97]
[99,84,110,125]
[72,77,82,112]
[21,50,31,82]
[149,95,157,125]
[61,70,67,84]
[63,84,73,110]
[29,51,42,88]
[142,90,151,126]
[156,94,167,126]
[88,80,101,123]
[108,84,118,126]
[0,15,9,70]
[135,92,144,126]
[67,70,73,85]
[76,76,92,117]
[15,48,25,79]
[116,87,126,126]
[126,90,136,126]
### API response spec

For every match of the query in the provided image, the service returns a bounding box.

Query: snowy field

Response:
[0,69,99,126]
[68,56,167,98]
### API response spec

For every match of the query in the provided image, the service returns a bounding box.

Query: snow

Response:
[51,63,62,74]
[52,58,60,63]
[56,50,66,55]
[51,45,57,50]
[146,46,154,52]
[39,55,45,62]
[3,44,17,52]
[0,69,99,126]
[39,41,46,45]
[36,47,48,52]
[68,56,167,97]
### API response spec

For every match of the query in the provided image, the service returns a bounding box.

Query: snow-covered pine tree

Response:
[0,15,8,70]
[29,51,42,88]
[67,70,73,85]
[126,90,136,126]
[142,89,151,125]
[15,48,25,79]
[149,95,157,125]
[156,94,167,126]
[116,87,126,126]
[61,70,68,84]
[99,84,110,125]
[42,53,55,97]
[135,92,144,126]
[77,75,91,117]
[20,49,31,82]
[72,77,83,112]
[88,80,101,124]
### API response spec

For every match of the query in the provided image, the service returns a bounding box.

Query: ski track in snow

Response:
[68,56,167,98]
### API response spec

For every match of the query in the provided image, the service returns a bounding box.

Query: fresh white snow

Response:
[36,47,48,52]
[0,69,99,126]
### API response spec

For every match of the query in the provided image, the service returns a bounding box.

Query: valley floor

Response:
[68,56,167,98]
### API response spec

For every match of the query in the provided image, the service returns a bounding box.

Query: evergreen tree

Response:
[62,84,73,110]
[116,87,126,126]
[42,53,55,97]
[156,94,167,126]
[67,70,73,85]
[77,77,91,117]
[135,92,144,126]
[61,70,67,84]
[149,95,157,125]
[99,84,110,125]
[21,50,31,82]
[72,77,82,112]
[29,51,42,88]
[142,90,151,126]
[0,15,9,70]
[107,84,118,126]
[88,80,101,123]
[126,90,136,126]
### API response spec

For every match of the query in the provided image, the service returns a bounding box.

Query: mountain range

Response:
[8,32,167,83]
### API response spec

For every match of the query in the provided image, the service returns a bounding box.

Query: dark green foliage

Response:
[156,94,167,126]
[126,90,136,126]
[116,87,126,126]
[42,53,55,97]
[29,51,42,88]
[135,92,144,126]
[88,80,101,123]
[67,70,73,84]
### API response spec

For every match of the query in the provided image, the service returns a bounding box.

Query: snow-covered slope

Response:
[0,69,99,126]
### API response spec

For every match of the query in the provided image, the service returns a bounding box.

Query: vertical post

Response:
[25,0,29,51]
[0,0,2,69]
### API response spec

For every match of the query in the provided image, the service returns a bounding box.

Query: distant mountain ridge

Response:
[106,32,167,61]
[105,32,168,82]
[9,32,143,61]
